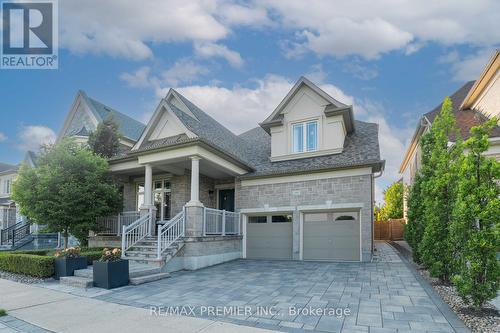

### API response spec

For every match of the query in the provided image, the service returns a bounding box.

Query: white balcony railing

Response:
[95,211,140,236]
[203,207,240,236]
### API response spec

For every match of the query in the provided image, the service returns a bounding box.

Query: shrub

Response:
[80,250,103,265]
[0,253,54,277]
[0,309,6,317]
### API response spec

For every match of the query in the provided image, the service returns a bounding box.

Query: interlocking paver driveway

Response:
[95,242,467,333]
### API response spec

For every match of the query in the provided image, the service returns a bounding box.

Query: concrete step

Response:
[129,272,170,285]
[124,256,165,267]
[74,268,92,278]
[60,276,93,288]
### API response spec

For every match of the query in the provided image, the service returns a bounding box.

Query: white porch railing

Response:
[96,211,140,236]
[157,209,185,259]
[121,213,150,253]
[203,207,240,236]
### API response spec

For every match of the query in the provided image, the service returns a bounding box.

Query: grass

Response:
[0,309,6,317]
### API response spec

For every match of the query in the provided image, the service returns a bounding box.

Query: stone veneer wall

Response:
[235,174,374,261]
[120,171,218,215]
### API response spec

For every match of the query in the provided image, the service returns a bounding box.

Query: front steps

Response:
[59,237,183,289]
[59,262,171,288]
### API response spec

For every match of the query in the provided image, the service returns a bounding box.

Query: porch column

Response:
[187,156,202,206]
[140,164,156,236]
[185,156,204,237]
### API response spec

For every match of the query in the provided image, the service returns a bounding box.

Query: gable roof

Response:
[0,162,16,173]
[399,80,500,173]
[80,91,146,141]
[260,76,354,133]
[239,121,383,177]
[114,83,383,176]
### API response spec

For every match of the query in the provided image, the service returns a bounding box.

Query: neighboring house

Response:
[0,162,18,230]
[400,50,500,218]
[52,76,383,270]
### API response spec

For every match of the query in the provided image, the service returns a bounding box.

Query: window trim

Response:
[291,119,319,153]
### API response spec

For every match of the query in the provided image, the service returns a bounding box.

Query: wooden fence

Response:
[374,218,405,240]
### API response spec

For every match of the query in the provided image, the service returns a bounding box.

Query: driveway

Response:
[92,241,468,333]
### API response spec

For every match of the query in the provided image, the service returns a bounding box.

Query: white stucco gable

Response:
[132,93,197,151]
[260,77,354,162]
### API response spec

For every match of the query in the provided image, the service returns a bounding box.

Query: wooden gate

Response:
[374,219,405,240]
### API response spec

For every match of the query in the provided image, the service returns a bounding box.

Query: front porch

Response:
[90,150,245,272]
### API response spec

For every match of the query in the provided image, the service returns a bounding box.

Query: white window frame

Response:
[292,120,318,153]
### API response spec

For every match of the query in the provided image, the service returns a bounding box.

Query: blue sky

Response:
[1,0,499,202]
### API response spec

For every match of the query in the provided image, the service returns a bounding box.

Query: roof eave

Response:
[324,105,355,133]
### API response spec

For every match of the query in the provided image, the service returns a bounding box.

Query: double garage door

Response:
[246,212,360,261]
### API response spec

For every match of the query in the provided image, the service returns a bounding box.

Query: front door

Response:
[218,189,235,211]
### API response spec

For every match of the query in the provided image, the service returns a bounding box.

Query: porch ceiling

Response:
[110,158,237,180]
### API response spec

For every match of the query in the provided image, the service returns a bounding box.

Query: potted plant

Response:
[93,248,129,289]
[54,247,87,280]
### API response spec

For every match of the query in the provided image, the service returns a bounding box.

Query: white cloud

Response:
[59,0,229,59]
[259,0,500,59]
[57,1,500,61]
[343,62,379,80]
[449,49,495,82]
[17,126,56,152]
[0,132,7,142]
[162,59,209,86]
[194,42,244,67]
[120,66,152,88]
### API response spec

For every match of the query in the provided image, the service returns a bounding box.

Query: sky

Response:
[0,0,499,203]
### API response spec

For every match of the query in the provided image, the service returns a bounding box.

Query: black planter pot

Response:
[93,259,129,289]
[54,256,87,280]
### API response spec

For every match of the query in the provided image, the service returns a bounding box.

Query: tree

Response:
[451,118,500,307]
[380,181,404,220]
[404,172,425,263]
[405,128,434,264]
[88,116,122,158]
[12,139,122,247]
[419,97,462,282]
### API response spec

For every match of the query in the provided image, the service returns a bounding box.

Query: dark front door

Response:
[218,189,235,211]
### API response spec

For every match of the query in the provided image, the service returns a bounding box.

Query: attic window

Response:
[292,120,318,153]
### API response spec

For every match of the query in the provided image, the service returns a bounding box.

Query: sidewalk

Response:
[0,279,277,333]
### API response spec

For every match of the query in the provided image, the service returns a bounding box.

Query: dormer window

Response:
[292,120,318,153]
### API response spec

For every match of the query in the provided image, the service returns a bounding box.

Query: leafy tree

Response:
[404,172,425,263]
[419,97,462,282]
[451,118,500,307]
[88,116,122,158]
[380,181,404,220]
[12,139,122,247]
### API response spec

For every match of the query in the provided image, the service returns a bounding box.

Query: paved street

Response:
[92,242,468,333]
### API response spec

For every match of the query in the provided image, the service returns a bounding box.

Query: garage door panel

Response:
[303,212,360,261]
[246,222,292,260]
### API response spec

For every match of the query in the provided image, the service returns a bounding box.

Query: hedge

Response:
[81,250,103,265]
[0,253,54,278]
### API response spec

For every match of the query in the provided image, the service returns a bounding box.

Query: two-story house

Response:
[53,76,384,272]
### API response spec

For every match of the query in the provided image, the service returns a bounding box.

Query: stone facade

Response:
[235,174,374,261]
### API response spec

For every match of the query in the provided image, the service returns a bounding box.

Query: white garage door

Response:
[246,215,293,260]
[303,212,360,261]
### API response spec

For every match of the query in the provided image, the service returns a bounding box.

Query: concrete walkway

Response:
[0,279,277,333]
